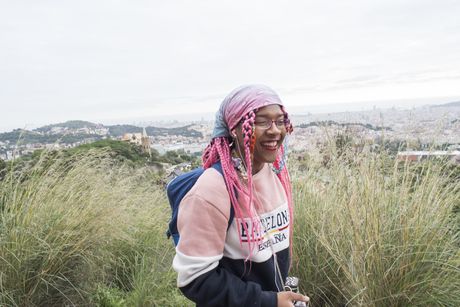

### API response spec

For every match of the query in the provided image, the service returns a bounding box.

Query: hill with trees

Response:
[0,121,203,145]
[2,139,199,176]
[432,100,460,108]
[35,120,101,133]
[0,129,103,144]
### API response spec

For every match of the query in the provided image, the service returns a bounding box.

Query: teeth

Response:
[262,141,277,147]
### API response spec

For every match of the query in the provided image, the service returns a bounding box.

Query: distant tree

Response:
[335,132,353,157]
[373,139,408,156]
[160,149,200,165]
[70,140,149,166]
[432,143,457,151]
[162,150,182,164]
[0,157,6,180]
[108,125,142,137]
[149,148,161,161]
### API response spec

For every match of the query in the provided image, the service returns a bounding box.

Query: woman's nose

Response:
[266,121,282,134]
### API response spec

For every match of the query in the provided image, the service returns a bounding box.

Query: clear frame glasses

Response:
[253,118,289,130]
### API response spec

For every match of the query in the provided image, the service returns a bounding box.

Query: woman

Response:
[173,85,309,307]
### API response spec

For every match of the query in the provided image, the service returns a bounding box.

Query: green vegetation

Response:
[0,129,103,144]
[107,125,142,136]
[3,140,199,176]
[160,149,198,166]
[0,143,458,306]
[68,139,155,166]
[0,149,190,306]
[290,149,459,306]
[0,158,6,180]
[71,140,200,168]
[0,121,203,146]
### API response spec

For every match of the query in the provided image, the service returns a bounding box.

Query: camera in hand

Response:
[284,277,308,307]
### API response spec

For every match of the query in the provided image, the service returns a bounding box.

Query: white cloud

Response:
[0,0,459,131]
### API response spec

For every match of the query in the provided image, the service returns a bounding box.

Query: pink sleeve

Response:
[173,168,232,286]
[176,192,229,256]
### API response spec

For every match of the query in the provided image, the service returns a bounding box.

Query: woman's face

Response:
[233,104,287,174]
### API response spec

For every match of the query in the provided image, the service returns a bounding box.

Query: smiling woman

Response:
[172,85,309,307]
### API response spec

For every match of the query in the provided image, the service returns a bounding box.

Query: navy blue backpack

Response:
[166,162,234,246]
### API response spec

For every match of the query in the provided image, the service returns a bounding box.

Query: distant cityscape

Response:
[1,102,459,163]
[290,102,460,152]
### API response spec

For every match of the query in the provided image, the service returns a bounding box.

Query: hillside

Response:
[108,124,202,137]
[35,120,100,133]
[432,101,460,108]
[0,129,103,144]
[0,121,202,145]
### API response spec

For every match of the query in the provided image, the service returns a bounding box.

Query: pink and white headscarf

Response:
[212,84,285,138]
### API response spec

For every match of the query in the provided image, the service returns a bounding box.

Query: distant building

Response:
[121,132,143,145]
[397,150,460,164]
[141,127,151,157]
[121,128,151,156]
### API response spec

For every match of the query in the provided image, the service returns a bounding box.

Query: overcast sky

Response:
[1,0,460,131]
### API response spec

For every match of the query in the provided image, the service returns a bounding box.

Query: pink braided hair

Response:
[277,105,294,254]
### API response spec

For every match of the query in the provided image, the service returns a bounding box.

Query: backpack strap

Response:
[211,162,235,228]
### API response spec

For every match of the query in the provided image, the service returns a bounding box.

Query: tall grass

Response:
[1,145,458,306]
[291,150,460,306]
[0,149,189,306]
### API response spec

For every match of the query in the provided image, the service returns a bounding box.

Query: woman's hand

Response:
[277,291,310,307]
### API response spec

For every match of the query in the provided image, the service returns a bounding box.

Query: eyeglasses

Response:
[253,118,290,129]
